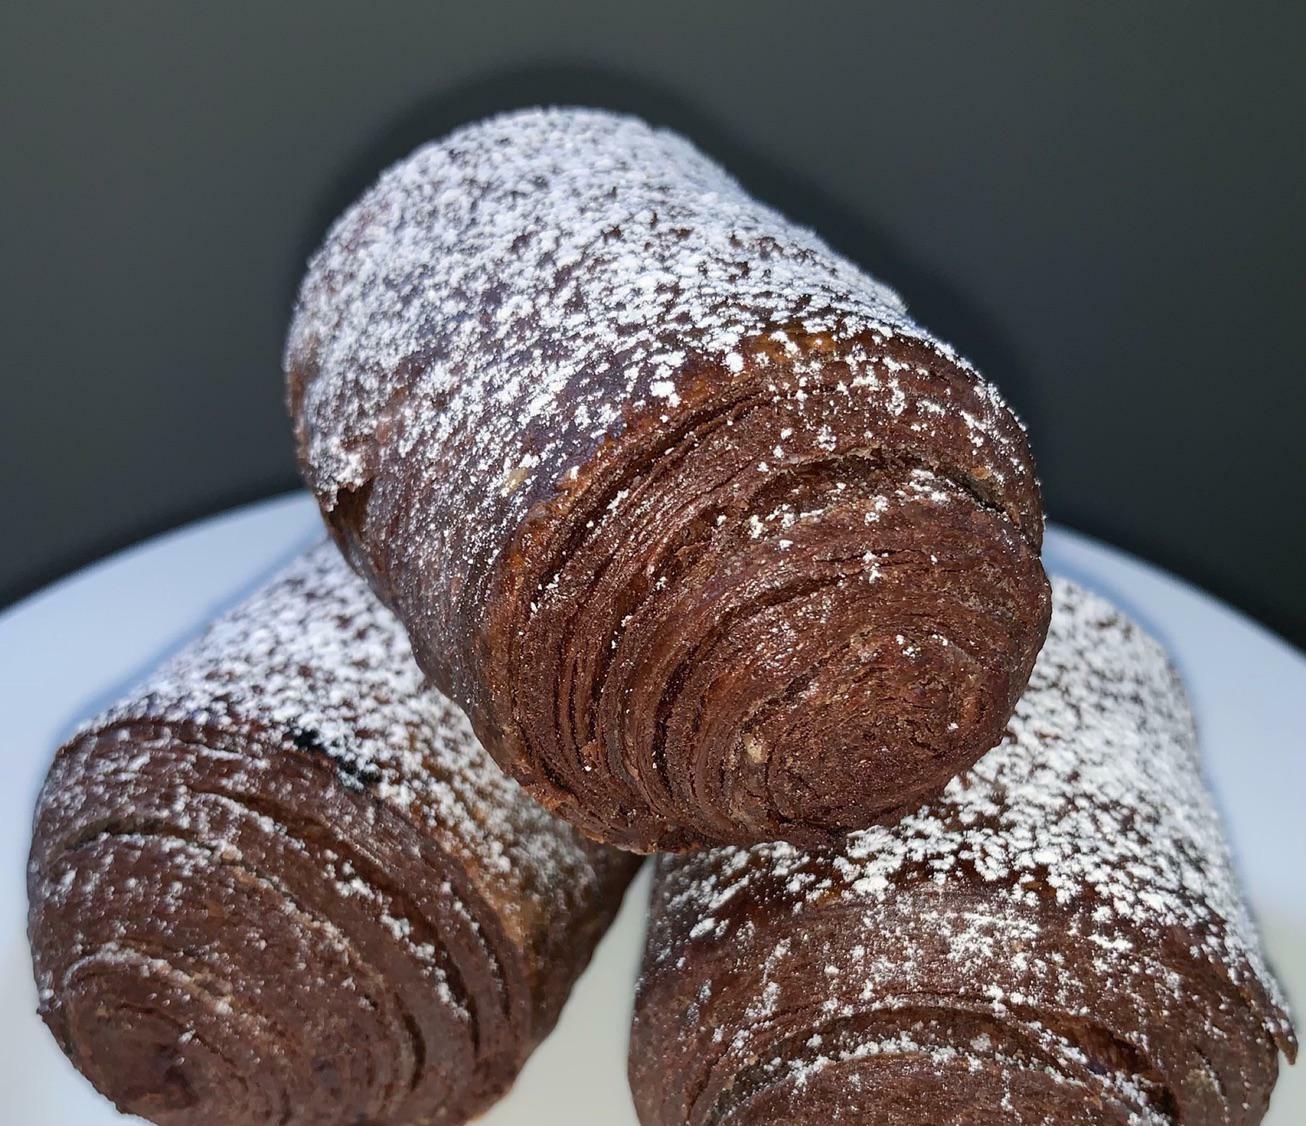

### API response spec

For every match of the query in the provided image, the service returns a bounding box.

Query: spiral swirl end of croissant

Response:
[483,328,1051,852]
[29,724,533,1125]
[29,547,638,1125]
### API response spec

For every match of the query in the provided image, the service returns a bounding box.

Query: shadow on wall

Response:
[292,63,1044,444]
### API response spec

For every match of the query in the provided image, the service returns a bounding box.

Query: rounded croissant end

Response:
[658,468,1048,846]
[28,548,638,1126]
[29,727,495,1126]
[285,110,1052,854]
[486,344,1050,852]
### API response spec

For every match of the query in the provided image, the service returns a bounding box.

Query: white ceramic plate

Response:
[1,494,1300,1123]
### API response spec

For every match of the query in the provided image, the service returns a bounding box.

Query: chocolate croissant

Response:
[630,580,1295,1125]
[28,544,638,1126]
[285,107,1051,852]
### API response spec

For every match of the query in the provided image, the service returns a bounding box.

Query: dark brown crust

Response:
[630,582,1295,1125]
[477,328,1049,851]
[28,547,639,1126]
[286,108,1050,851]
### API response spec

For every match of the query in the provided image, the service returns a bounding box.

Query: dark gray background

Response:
[4,3,1304,645]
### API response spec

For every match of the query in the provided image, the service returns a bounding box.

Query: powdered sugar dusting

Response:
[658,581,1286,988]
[286,107,1034,633]
[84,543,614,909]
[30,543,638,1122]
[641,579,1294,1120]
